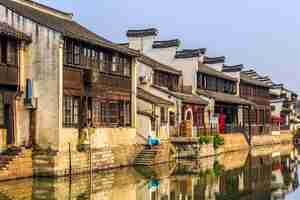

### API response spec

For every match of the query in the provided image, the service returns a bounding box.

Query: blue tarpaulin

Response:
[148,137,160,145]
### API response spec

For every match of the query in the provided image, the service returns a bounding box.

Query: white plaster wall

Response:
[206,63,223,72]
[172,57,198,91]
[270,88,282,96]
[128,35,156,53]
[137,62,153,85]
[271,101,283,117]
[137,114,151,143]
[0,5,62,149]
[147,46,178,65]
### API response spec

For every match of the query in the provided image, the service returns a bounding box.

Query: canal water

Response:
[0,148,299,200]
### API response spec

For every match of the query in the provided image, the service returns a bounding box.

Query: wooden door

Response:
[4,104,14,145]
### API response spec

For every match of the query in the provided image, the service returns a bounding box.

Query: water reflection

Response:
[0,148,298,200]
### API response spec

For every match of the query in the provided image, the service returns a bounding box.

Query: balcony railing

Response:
[84,71,132,92]
[194,124,218,137]
[172,122,274,138]
[271,124,290,132]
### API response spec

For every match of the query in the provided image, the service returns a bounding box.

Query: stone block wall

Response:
[218,133,249,153]
[251,143,294,157]
[0,129,7,152]
[0,149,32,181]
[251,133,293,147]
[0,179,33,199]
[198,143,215,158]
[33,144,143,177]
[153,142,171,164]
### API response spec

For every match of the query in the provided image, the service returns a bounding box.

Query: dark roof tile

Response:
[240,72,270,88]
[198,63,237,82]
[0,0,138,56]
[126,28,158,38]
[152,39,181,48]
[197,89,255,106]
[137,87,174,106]
[203,56,225,64]
[222,64,244,72]
[151,85,208,105]
[175,48,207,59]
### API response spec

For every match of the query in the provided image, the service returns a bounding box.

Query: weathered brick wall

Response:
[0,149,32,181]
[33,144,144,177]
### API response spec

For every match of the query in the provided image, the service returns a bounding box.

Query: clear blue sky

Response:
[39,0,299,94]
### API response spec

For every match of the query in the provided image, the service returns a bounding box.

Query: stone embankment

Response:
[196,133,293,159]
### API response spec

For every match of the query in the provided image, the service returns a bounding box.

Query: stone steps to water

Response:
[0,147,23,171]
[134,146,161,166]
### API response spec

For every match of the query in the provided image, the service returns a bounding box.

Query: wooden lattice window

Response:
[63,96,80,127]
[7,39,18,66]
[160,107,167,124]
[122,101,131,126]
[92,99,102,125]
[64,39,73,65]
[73,43,80,65]
[103,53,113,73]
[104,102,119,125]
[206,76,217,91]
[123,57,131,77]
[151,118,156,131]
[99,52,104,72]
[169,111,175,126]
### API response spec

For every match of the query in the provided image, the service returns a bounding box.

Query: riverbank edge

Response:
[0,133,294,181]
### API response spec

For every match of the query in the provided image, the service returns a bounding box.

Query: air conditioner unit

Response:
[24,97,38,110]
[139,75,152,85]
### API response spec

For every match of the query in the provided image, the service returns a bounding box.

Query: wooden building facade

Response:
[240,72,271,135]
[63,37,134,128]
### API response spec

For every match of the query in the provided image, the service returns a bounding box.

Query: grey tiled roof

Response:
[137,87,174,106]
[137,110,157,119]
[172,92,208,105]
[198,63,237,81]
[203,56,226,64]
[222,64,244,72]
[197,89,255,106]
[240,72,270,88]
[151,85,208,105]
[152,39,181,48]
[0,0,138,56]
[175,48,207,59]
[127,28,158,37]
[0,22,31,42]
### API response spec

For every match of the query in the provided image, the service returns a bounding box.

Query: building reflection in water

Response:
[0,149,298,200]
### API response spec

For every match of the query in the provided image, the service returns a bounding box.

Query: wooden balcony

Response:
[0,65,18,86]
[84,70,132,92]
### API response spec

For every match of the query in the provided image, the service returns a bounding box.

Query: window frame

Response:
[63,96,80,128]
